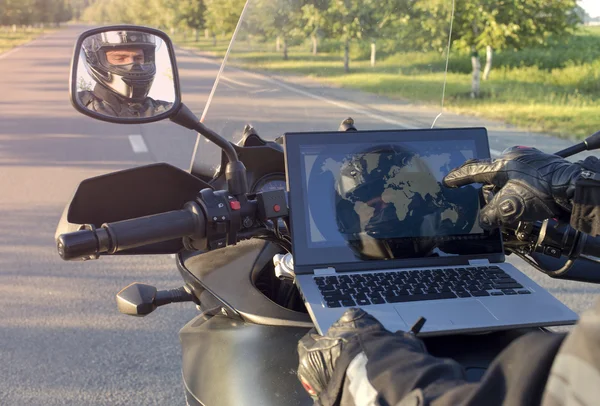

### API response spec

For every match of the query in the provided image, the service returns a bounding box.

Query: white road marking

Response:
[220,75,261,88]
[0,46,22,60]
[176,47,415,129]
[231,68,415,129]
[249,88,279,94]
[128,134,149,153]
[490,149,503,157]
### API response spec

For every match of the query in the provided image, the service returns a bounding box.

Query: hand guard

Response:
[443,146,584,229]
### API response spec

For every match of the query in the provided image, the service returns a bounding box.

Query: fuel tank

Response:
[181,315,313,406]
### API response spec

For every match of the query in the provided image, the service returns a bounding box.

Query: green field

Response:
[175,27,600,140]
[0,28,50,54]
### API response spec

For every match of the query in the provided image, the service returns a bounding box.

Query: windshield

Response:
[194,0,456,174]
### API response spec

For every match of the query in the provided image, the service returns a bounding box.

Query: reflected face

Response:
[105,48,145,65]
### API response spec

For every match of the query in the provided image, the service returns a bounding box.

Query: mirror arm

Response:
[171,103,239,163]
[171,103,248,195]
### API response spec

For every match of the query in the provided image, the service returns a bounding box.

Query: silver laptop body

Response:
[283,127,578,336]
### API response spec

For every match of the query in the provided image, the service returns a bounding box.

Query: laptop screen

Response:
[284,128,504,270]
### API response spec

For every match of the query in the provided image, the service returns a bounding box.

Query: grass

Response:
[173,27,600,140]
[0,27,51,54]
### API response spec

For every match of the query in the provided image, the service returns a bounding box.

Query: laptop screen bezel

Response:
[283,127,505,275]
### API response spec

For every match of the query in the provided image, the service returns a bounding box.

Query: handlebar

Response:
[56,188,288,261]
[507,219,600,278]
[57,203,205,260]
[582,234,600,258]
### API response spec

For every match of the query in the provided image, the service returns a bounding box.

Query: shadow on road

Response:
[0,205,196,405]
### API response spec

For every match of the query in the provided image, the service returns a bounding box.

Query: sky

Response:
[580,0,600,18]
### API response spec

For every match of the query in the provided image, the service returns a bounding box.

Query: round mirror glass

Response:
[72,29,178,121]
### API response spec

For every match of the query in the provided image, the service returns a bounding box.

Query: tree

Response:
[413,0,581,97]
[249,0,305,60]
[3,0,36,25]
[366,0,412,66]
[0,0,72,26]
[177,0,206,41]
[301,0,328,55]
[322,0,379,73]
[70,0,94,21]
[204,0,245,44]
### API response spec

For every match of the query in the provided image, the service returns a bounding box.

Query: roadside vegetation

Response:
[81,0,599,139]
[173,26,600,140]
[0,0,88,54]
[0,28,48,54]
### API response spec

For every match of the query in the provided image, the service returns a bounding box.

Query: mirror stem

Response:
[171,103,248,195]
[171,103,239,163]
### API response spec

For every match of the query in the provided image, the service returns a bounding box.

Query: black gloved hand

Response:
[297,308,424,403]
[443,146,585,229]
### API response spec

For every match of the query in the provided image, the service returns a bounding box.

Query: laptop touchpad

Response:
[395,300,497,329]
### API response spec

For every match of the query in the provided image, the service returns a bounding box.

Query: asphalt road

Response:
[1,25,599,405]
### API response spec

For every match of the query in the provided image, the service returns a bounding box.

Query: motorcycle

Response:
[56,2,600,405]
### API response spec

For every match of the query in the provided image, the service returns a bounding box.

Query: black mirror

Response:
[70,25,181,124]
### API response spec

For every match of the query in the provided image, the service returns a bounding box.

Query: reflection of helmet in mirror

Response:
[334,144,443,260]
[82,31,160,102]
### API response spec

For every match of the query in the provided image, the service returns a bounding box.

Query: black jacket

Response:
[324,301,600,406]
[78,85,173,118]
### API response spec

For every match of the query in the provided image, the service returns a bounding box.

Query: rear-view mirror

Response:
[70,25,181,124]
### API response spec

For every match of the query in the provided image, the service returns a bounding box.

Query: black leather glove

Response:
[443,146,585,229]
[297,308,425,403]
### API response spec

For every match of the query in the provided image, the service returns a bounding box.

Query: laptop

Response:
[283,127,578,336]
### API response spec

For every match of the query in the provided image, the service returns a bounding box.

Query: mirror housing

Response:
[69,25,182,124]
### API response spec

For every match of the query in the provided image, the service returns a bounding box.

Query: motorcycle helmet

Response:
[334,144,445,260]
[82,30,159,102]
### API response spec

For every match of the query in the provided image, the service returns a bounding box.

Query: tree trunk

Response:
[276,36,281,52]
[212,34,217,47]
[370,42,376,67]
[282,37,288,60]
[311,34,318,55]
[205,28,210,39]
[344,39,350,73]
[194,29,199,42]
[483,45,493,81]
[470,47,481,98]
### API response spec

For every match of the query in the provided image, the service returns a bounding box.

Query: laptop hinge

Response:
[314,267,337,275]
[469,259,491,265]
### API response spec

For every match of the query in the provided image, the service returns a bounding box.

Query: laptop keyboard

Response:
[315,266,531,308]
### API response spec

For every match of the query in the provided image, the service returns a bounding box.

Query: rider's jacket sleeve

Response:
[571,156,600,237]
[322,329,566,406]
[541,300,600,406]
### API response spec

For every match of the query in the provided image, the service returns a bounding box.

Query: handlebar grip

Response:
[582,234,600,258]
[57,229,101,261]
[105,209,200,252]
[57,207,205,261]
